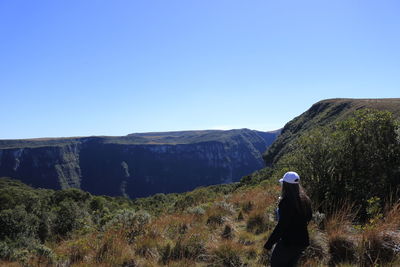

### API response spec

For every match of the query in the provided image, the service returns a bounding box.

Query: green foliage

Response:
[53,199,89,236]
[0,205,39,240]
[366,197,383,224]
[52,188,91,204]
[239,167,274,186]
[0,177,143,261]
[278,109,400,216]
[105,209,150,243]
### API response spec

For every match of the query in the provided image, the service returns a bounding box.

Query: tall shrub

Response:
[279,109,400,216]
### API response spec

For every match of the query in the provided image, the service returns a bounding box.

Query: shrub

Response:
[300,230,328,265]
[135,236,159,259]
[210,242,245,267]
[34,244,54,265]
[160,243,173,265]
[104,209,150,243]
[242,201,253,213]
[160,234,206,264]
[207,214,226,226]
[186,206,206,216]
[0,205,39,240]
[278,109,400,217]
[246,212,271,234]
[359,230,399,266]
[54,199,88,236]
[0,242,11,260]
[328,235,357,265]
[52,188,91,204]
[214,201,235,215]
[174,235,206,261]
[237,211,244,221]
[67,238,92,264]
[221,225,234,240]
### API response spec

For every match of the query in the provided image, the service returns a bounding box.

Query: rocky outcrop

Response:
[0,129,280,198]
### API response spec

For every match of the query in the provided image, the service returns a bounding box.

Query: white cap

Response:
[279,171,300,184]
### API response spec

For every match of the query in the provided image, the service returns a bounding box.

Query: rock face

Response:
[0,129,280,198]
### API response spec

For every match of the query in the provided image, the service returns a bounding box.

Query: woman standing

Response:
[263,171,312,267]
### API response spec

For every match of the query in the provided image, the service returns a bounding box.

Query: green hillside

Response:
[264,98,400,165]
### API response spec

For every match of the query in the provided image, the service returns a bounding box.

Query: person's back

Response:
[264,172,312,267]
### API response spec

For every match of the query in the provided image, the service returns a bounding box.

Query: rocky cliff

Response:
[0,129,280,198]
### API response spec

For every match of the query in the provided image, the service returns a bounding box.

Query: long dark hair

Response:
[281,182,311,217]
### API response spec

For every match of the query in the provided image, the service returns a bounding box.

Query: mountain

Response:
[0,129,280,198]
[263,98,400,166]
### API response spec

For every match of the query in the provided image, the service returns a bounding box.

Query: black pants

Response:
[270,241,305,267]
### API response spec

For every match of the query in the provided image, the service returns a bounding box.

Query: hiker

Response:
[263,171,312,267]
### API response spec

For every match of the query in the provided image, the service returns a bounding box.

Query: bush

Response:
[221,225,234,240]
[207,214,226,226]
[300,231,328,265]
[160,235,206,264]
[278,109,400,217]
[210,242,245,267]
[54,199,88,236]
[0,241,11,260]
[135,237,159,259]
[359,231,399,266]
[34,244,54,265]
[186,206,206,216]
[104,209,150,243]
[241,201,253,213]
[0,205,39,240]
[246,212,271,234]
[214,201,235,215]
[328,235,357,265]
[67,238,92,264]
[237,211,244,221]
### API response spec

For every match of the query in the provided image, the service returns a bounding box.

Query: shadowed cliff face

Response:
[0,144,81,189]
[0,129,280,198]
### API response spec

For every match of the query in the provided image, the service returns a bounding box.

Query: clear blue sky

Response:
[1,0,399,139]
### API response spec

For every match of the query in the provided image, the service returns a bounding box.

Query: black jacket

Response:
[264,197,312,249]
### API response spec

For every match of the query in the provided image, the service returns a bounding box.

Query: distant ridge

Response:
[0,128,279,149]
[0,129,280,198]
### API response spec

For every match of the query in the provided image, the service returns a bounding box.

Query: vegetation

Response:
[264,98,400,165]
[1,108,400,266]
[278,109,400,217]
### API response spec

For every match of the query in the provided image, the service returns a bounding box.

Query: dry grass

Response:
[324,203,358,266]
[359,227,400,266]
[324,202,356,235]
[31,201,400,267]
[151,213,199,239]
[95,230,135,265]
[0,261,21,267]
[382,202,400,230]
[228,185,279,215]
[4,184,400,267]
